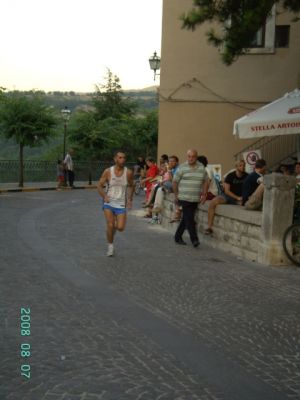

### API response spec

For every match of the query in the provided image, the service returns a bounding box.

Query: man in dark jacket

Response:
[242,159,267,205]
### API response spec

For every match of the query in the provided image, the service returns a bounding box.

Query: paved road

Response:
[1,190,300,400]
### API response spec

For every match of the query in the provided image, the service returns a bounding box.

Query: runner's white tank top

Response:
[105,166,128,208]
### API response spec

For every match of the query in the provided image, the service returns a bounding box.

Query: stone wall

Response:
[160,174,296,266]
[161,193,262,263]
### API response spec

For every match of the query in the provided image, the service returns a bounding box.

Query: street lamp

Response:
[149,51,161,81]
[61,106,71,159]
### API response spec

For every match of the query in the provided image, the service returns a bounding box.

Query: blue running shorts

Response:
[103,204,127,215]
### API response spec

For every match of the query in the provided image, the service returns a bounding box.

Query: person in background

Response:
[205,160,248,235]
[64,148,75,188]
[197,155,218,200]
[295,162,300,183]
[159,154,169,167]
[242,159,267,205]
[133,156,146,179]
[141,157,159,217]
[151,156,179,219]
[280,164,294,176]
[56,160,65,188]
[173,149,208,247]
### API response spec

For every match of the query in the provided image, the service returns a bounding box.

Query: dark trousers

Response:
[175,200,199,243]
[67,170,75,187]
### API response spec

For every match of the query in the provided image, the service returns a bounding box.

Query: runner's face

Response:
[115,153,126,167]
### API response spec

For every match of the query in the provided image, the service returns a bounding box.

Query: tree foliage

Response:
[181,0,300,65]
[0,92,57,185]
[69,70,157,161]
[0,92,57,146]
[93,69,137,120]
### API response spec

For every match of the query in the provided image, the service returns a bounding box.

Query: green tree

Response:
[69,71,135,161]
[133,111,158,157]
[181,0,300,65]
[0,92,57,186]
[93,69,137,120]
[68,71,158,169]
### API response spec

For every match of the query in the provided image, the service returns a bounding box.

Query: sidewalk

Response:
[0,181,97,193]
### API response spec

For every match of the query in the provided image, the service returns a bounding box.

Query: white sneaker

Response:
[107,244,114,257]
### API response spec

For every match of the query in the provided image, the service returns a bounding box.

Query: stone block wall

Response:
[161,193,262,262]
[161,174,296,265]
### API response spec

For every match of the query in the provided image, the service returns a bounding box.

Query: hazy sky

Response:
[0,0,163,92]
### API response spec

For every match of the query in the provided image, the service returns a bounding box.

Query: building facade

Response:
[158,0,300,172]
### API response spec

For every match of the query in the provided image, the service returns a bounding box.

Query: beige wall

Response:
[158,0,300,172]
[158,102,261,170]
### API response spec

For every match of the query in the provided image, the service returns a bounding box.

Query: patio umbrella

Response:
[233,89,300,139]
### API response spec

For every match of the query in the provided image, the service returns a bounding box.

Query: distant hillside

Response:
[0,89,158,161]
[47,90,158,113]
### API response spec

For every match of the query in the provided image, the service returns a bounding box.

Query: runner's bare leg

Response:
[104,209,116,243]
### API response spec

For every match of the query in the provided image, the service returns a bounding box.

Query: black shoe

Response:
[192,240,200,248]
[175,238,187,245]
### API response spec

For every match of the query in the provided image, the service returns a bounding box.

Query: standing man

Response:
[97,151,134,257]
[173,149,208,247]
[64,148,75,188]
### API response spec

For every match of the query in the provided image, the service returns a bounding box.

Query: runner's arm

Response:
[97,169,109,202]
[127,169,134,209]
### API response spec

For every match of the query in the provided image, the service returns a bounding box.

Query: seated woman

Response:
[153,156,179,205]
[140,157,159,217]
[197,155,218,200]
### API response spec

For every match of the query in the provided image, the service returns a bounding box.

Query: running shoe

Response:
[107,244,114,257]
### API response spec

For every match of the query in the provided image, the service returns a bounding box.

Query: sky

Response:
[0,0,162,92]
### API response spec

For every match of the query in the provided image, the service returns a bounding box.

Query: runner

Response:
[97,151,134,257]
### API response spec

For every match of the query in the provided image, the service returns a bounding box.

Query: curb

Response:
[0,185,97,194]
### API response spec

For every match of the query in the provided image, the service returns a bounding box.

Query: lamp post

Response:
[61,106,71,160]
[149,51,161,81]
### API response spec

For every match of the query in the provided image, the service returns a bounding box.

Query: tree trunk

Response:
[19,143,24,187]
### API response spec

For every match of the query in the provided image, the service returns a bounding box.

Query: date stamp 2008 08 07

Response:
[20,308,31,379]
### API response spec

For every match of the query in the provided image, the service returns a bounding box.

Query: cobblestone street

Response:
[1,190,300,400]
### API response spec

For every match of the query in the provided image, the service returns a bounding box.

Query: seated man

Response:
[244,183,264,211]
[242,159,267,205]
[205,160,248,235]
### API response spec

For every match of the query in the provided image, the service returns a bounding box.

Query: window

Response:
[250,26,266,48]
[221,5,276,55]
[275,25,290,48]
[247,4,276,54]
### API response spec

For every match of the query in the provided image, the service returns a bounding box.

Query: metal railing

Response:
[234,134,297,170]
[0,160,135,184]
